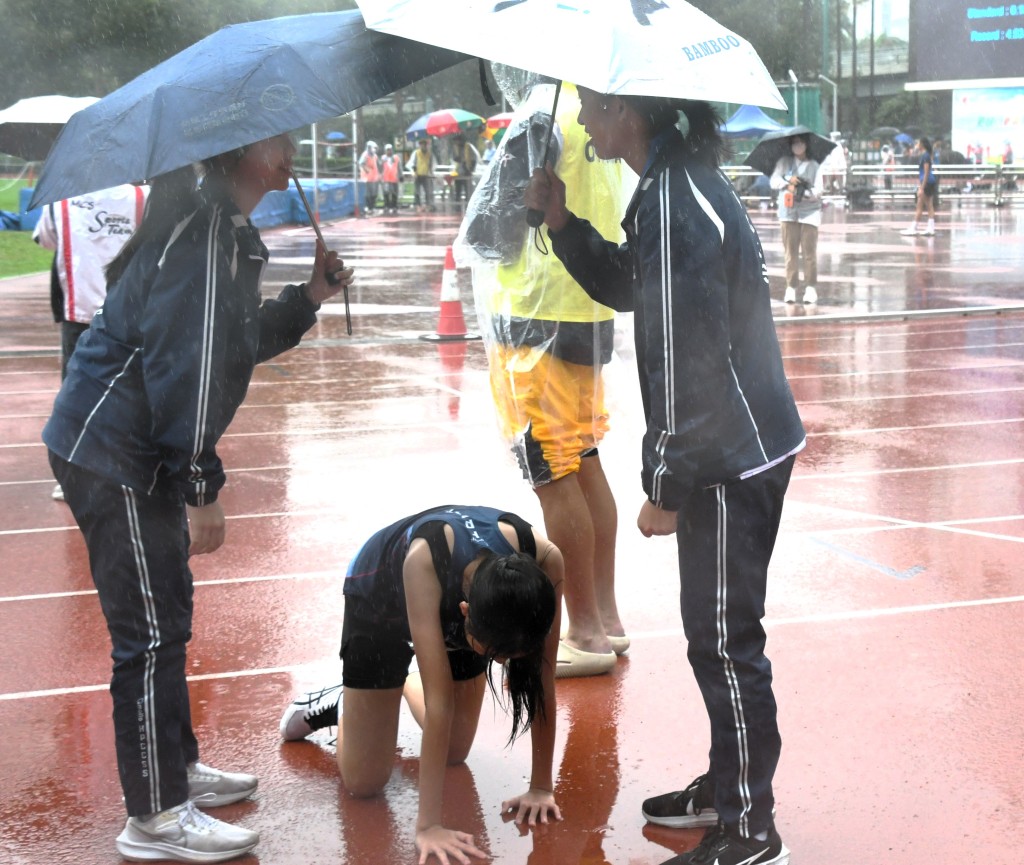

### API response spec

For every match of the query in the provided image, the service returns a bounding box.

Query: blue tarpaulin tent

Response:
[720,105,785,138]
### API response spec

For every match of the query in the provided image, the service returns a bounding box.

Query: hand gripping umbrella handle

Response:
[526,80,562,229]
[291,171,352,335]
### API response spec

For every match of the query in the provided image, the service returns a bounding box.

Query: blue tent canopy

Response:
[720,105,785,138]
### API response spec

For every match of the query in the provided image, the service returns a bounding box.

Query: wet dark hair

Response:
[919,137,932,153]
[104,147,249,285]
[620,96,729,167]
[464,551,556,744]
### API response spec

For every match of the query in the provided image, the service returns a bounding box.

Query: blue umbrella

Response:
[894,132,914,146]
[324,130,348,141]
[29,10,467,207]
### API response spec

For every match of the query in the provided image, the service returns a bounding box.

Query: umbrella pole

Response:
[526,80,562,228]
[311,121,320,221]
[291,171,352,336]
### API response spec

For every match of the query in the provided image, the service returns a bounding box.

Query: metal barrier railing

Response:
[722,163,1023,210]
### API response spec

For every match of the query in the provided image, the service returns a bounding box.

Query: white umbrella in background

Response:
[354,0,785,109]
[0,95,99,161]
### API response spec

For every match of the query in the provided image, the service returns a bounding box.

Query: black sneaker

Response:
[659,819,790,865]
[643,773,718,829]
[279,683,342,740]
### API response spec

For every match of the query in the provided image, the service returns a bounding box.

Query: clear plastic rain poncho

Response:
[454,71,629,487]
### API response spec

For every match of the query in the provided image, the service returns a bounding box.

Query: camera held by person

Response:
[783,175,811,208]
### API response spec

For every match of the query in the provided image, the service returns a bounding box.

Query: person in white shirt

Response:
[34,183,148,377]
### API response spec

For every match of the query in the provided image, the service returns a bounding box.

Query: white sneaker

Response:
[783,286,797,304]
[803,286,818,304]
[899,225,920,236]
[116,800,259,863]
[921,225,935,236]
[51,483,65,501]
[279,683,342,741]
[186,762,257,807]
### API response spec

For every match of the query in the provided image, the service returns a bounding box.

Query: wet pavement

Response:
[1,199,1022,865]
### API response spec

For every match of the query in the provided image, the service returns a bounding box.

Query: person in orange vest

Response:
[358,141,381,214]
[380,143,401,214]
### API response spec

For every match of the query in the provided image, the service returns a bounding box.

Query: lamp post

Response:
[787,69,799,126]
[819,73,838,134]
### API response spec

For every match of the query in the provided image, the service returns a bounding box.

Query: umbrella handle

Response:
[291,171,352,336]
[526,80,562,229]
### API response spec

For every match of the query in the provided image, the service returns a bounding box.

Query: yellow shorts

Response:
[490,343,609,487]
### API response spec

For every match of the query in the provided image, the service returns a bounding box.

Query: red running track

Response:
[1,203,1022,864]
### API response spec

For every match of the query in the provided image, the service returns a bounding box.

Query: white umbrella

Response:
[354,0,785,109]
[0,95,99,160]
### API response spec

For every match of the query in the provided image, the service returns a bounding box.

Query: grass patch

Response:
[0,178,51,278]
[0,233,51,278]
[0,177,33,211]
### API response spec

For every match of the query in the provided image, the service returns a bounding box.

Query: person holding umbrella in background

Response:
[525,91,802,865]
[766,130,824,305]
[43,133,353,864]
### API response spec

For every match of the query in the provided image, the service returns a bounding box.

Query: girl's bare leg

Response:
[336,687,403,797]
[403,672,486,764]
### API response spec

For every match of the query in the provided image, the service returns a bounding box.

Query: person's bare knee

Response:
[337,746,393,797]
[340,767,390,798]
[337,686,402,798]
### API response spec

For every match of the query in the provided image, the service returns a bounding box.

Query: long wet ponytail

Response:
[105,164,199,285]
[620,96,728,168]
[678,100,728,167]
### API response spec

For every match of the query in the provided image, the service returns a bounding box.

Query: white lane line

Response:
[5,594,1022,703]
[790,456,1024,480]
[0,665,313,702]
[0,569,340,603]
[809,416,1023,437]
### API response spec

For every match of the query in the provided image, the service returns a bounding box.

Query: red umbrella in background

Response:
[483,111,515,143]
[405,108,483,141]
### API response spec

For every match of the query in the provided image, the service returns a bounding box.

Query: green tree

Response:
[689,0,823,78]
[0,0,351,101]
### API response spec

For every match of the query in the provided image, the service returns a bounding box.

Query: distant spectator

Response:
[900,137,937,237]
[451,133,477,204]
[380,143,400,214]
[407,138,436,213]
[770,133,823,305]
[359,141,381,214]
[880,144,896,190]
[818,134,847,193]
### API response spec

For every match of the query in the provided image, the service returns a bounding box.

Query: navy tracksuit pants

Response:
[676,456,794,838]
[51,453,198,817]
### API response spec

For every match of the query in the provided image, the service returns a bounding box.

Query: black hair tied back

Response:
[465,551,556,744]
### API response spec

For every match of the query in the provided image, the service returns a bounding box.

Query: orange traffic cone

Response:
[420,246,481,342]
